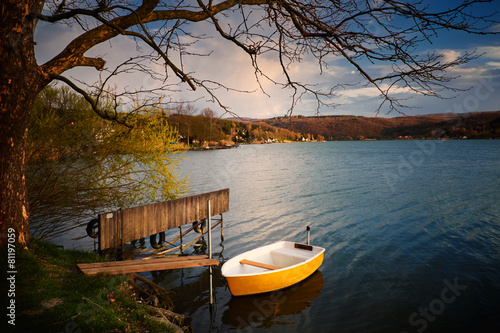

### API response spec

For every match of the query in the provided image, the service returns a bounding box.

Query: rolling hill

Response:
[260,111,500,140]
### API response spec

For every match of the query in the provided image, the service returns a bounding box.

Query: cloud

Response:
[340,83,417,99]
[489,24,500,33]
[441,50,461,63]
[477,46,500,60]
[340,86,381,98]
[35,22,82,64]
[486,61,500,68]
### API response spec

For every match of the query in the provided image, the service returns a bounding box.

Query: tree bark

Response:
[0,0,46,247]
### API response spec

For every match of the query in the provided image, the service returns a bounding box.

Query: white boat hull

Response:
[221,241,325,296]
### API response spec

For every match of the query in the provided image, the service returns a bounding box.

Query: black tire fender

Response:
[150,232,166,249]
[193,219,207,233]
[86,219,99,238]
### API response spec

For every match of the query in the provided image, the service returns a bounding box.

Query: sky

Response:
[35,0,500,119]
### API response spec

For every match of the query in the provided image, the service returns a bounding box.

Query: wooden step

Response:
[77,255,219,275]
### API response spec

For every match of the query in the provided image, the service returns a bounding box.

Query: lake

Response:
[53,140,500,332]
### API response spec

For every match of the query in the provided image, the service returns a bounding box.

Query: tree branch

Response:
[40,0,267,78]
[38,0,499,116]
[51,74,131,126]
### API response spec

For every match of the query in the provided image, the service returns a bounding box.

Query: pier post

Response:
[179,226,183,254]
[208,200,213,306]
[220,214,224,242]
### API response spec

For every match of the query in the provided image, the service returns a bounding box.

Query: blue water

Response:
[52,140,500,332]
[155,140,500,333]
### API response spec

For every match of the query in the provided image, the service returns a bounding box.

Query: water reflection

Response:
[223,270,324,329]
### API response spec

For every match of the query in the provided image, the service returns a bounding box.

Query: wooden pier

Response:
[82,189,229,277]
[77,255,219,276]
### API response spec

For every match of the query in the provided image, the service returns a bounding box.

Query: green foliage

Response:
[219,119,235,135]
[27,85,188,238]
[169,113,227,145]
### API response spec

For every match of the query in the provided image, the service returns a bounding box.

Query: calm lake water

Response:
[52,140,500,332]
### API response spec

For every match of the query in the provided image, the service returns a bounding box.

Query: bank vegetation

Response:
[2,238,191,332]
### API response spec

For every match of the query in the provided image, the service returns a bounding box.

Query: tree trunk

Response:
[1,0,46,247]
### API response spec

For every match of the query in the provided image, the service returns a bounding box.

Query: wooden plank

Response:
[78,259,219,276]
[239,259,281,270]
[99,211,120,250]
[160,201,169,231]
[166,200,174,230]
[77,256,219,276]
[79,259,219,275]
[78,255,209,269]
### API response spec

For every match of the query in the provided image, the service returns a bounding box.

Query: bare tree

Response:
[201,108,216,118]
[1,0,498,246]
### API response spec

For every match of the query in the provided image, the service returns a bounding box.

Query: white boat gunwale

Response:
[221,240,325,278]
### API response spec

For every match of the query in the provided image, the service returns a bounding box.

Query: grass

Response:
[2,238,177,333]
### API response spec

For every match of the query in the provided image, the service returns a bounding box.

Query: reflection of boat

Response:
[223,270,324,329]
[221,241,325,296]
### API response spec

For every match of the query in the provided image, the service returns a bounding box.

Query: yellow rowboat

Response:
[221,241,325,296]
